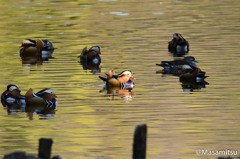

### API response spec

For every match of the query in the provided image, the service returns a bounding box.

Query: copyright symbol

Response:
[196,149,201,155]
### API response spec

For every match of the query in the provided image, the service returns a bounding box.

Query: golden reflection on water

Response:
[0,0,240,158]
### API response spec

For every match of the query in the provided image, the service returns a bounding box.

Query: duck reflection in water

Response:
[100,86,134,102]
[168,33,189,56]
[99,70,135,101]
[1,85,57,120]
[19,39,54,65]
[78,46,101,73]
[156,56,198,76]
[179,64,209,92]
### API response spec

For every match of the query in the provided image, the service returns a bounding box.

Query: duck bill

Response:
[98,52,101,55]
[130,76,135,80]
[53,94,58,98]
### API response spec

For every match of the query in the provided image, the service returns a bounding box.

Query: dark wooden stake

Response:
[133,124,147,159]
[38,138,53,159]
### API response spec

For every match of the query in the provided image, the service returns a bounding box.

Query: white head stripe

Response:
[9,86,18,91]
[122,71,132,75]
[22,40,35,44]
[44,89,55,94]
[91,46,99,52]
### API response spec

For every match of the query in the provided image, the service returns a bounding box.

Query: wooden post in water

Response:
[38,138,53,159]
[133,124,147,159]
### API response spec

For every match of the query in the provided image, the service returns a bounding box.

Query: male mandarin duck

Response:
[20,39,54,57]
[99,70,135,89]
[1,84,25,107]
[79,46,101,65]
[179,65,208,83]
[168,33,189,53]
[25,88,57,109]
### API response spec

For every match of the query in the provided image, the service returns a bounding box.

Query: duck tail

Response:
[156,63,169,67]
[99,76,107,82]
[156,64,163,66]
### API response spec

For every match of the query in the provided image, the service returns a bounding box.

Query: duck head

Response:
[173,33,185,41]
[184,56,198,63]
[90,46,101,55]
[118,70,135,83]
[6,85,21,97]
[38,89,57,100]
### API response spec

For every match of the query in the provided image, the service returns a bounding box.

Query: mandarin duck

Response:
[179,65,208,83]
[180,65,209,92]
[79,46,101,65]
[156,56,198,76]
[20,39,54,58]
[25,88,57,109]
[168,33,189,54]
[99,70,135,89]
[1,84,25,108]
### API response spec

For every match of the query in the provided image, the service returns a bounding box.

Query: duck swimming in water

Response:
[20,39,54,58]
[1,84,25,108]
[25,88,57,109]
[79,46,101,65]
[168,33,189,54]
[99,70,135,89]
[179,65,208,83]
[156,56,198,76]
[157,56,198,68]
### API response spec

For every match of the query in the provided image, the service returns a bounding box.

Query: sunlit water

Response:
[0,0,240,158]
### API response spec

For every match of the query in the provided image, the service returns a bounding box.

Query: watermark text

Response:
[196,149,238,156]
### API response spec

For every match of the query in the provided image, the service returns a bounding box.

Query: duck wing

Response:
[25,88,35,101]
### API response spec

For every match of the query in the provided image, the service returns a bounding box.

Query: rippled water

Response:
[0,0,240,158]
